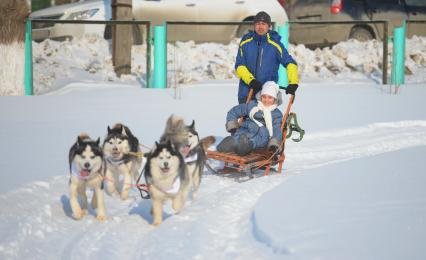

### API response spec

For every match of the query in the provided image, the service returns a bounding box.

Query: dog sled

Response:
[207,91,304,178]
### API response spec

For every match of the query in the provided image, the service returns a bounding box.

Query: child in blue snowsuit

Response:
[217,81,283,156]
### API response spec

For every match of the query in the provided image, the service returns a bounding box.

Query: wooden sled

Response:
[207,93,304,177]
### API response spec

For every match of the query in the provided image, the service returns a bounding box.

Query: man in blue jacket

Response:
[235,11,299,104]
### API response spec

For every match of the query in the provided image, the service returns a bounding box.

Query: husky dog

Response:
[144,141,190,226]
[159,115,216,200]
[184,121,216,200]
[103,123,142,200]
[160,114,190,154]
[69,133,106,221]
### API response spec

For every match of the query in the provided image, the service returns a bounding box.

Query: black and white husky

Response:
[102,123,142,200]
[69,133,106,221]
[144,141,190,226]
[184,121,212,200]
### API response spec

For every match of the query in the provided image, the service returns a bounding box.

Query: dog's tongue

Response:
[80,170,90,177]
[180,146,190,157]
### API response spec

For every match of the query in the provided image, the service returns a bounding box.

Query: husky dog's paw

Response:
[120,193,129,201]
[108,190,120,198]
[96,215,106,222]
[81,209,88,216]
[191,191,198,201]
[72,211,83,220]
[152,220,162,226]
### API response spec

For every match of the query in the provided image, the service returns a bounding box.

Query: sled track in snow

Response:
[1,121,426,259]
[286,121,426,172]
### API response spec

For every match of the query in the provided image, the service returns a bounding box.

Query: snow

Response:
[1,35,426,259]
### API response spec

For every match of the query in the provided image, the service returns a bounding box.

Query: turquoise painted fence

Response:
[276,22,289,87]
[391,21,406,86]
[24,19,33,96]
[153,24,167,88]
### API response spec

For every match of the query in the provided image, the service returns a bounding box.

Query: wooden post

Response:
[112,0,132,76]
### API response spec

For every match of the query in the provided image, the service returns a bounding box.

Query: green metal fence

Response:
[164,20,390,86]
[24,18,151,95]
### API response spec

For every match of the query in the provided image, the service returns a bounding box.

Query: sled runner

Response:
[207,91,304,177]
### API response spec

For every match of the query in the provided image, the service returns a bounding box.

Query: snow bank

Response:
[3,35,425,95]
[252,146,426,259]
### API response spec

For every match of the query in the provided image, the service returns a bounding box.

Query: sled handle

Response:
[238,89,254,124]
[280,95,295,130]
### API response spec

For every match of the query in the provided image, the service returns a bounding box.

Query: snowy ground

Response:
[1,79,426,259]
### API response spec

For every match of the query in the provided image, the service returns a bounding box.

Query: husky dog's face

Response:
[72,139,103,176]
[103,125,131,159]
[150,142,181,176]
[187,121,200,150]
[103,136,130,159]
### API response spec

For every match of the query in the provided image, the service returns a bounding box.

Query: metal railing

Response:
[406,20,426,25]
[288,20,389,85]
[29,19,152,87]
[27,19,411,90]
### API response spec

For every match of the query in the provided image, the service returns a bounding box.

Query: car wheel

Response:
[349,26,374,42]
[104,24,112,40]
[132,24,143,45]
[104,24,143,45]
[236,19,254,38]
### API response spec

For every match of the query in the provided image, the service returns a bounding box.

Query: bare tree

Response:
[0,0,30,44]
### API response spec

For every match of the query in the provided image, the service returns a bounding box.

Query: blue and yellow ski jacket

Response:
[235,30,299,101]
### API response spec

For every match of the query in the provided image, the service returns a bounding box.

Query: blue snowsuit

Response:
[235,30,299,103]
[226,96,283,150]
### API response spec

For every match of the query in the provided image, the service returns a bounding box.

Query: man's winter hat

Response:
[261,81,279,99]
[254,11,271,25]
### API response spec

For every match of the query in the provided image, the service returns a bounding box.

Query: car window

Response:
[405,0,426,7]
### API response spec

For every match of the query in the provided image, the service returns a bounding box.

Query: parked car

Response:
[30,0,289,43]
[30,0,111,42]
[285,0,426,47]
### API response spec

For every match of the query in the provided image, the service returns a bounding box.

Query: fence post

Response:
[153,24,167,88]
[391,21,406,87]
[24,18,33,96]
[401,20,406,84]
[111,0,132,77]
[382,21,388,85]
[276,22,289,87]
[145,24,151,88]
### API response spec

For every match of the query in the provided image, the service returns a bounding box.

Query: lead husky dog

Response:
[103,123,142,200]
[69,133,106,221]
[144,141,190,226]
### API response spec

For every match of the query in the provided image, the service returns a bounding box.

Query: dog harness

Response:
[165,177,181,195]
[152,177,181,195]
[105,156,125,166]
[185,153,198,164]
